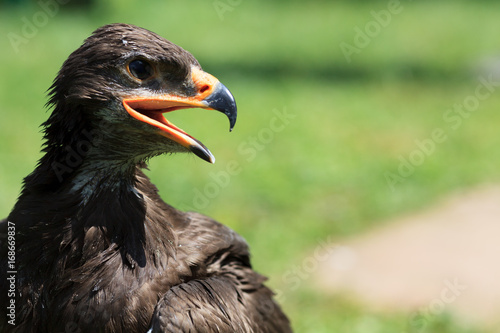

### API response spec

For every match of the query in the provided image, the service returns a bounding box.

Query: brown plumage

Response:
[0,23,291,332]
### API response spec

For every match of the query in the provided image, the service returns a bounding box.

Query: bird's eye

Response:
[128,59,154,80]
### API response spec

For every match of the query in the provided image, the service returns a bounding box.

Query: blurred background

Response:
[1,0,500,332]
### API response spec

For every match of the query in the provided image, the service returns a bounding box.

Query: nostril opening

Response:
[199,85,210,94]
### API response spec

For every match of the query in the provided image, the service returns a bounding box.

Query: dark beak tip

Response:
[204,83,237,132]
[190,144,215,164]
[227,107,237,132]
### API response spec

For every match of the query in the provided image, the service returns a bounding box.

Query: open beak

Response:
[123,67,237,163]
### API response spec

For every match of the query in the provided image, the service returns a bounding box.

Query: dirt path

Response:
[315,185,500,329]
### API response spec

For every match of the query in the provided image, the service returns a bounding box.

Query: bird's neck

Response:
[13,160,176,272]
[17,153,146,230]
[17,102,160,238]
[66,159,138,204]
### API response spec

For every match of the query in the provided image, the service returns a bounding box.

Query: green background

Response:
[1,0,499,332]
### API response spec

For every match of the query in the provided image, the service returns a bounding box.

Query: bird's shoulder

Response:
[150,213,292,333]
[136,167,250,269]
[174,211,250,270]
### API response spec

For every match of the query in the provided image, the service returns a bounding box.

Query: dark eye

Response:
[128,59,154,80]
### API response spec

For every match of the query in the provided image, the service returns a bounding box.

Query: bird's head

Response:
[45,23,236,165]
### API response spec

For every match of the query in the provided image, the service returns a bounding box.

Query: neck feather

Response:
[11,163,177,273]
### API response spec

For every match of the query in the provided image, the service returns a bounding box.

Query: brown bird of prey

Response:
[0,23,291,333]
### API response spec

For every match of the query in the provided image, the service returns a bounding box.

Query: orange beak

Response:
[123,68,237,163]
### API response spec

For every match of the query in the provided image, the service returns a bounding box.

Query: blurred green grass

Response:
[1,0,500,332]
